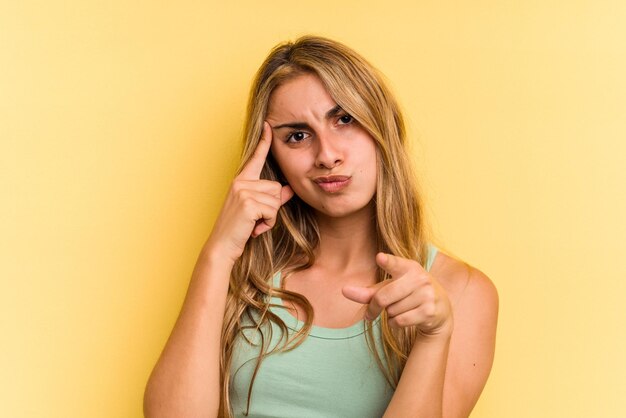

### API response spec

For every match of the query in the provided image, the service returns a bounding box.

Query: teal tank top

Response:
[229,244,438,417]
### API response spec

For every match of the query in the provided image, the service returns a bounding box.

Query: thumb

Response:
[342,285,377,304]
[280,184,294,205]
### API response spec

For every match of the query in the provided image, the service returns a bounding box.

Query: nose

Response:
[314,131,343,169]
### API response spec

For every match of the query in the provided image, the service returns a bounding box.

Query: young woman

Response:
[144,36,499,418]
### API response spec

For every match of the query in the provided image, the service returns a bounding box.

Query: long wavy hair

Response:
[218,35,430,417]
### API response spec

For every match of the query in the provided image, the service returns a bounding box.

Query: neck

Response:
[312,203,378,274]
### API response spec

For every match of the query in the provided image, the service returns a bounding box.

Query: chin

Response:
[310,200,375,219]
[291,186,376,218]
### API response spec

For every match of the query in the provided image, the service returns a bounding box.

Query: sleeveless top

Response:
[229,244,439,417]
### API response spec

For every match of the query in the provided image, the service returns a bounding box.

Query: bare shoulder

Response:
[431,250,499,416]
[430,250,499,313]
[430,250,499,371]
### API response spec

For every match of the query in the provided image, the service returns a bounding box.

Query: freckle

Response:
[473,363,476,367]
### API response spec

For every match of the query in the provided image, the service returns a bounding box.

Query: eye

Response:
[286,131,310,143]
[338,114,354,125]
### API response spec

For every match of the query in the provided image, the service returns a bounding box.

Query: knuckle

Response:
[413,271,428,284]
[270,181,282,195]
[424,302,436,317]
[231,180,243,193]
[241,197,256,212]
[394,316,406,327]
[237,189,251,200]
[393,315,409,328]
[424,286,435,301]
[372,293,389,308]
[421,321,434,331]
[405,274,421,286]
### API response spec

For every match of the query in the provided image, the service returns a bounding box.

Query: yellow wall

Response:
[2,1,625,417]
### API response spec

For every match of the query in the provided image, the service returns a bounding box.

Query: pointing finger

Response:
[240,121,273,180]
[376,252,424,278]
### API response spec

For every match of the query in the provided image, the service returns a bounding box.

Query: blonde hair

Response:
[218,35,430,417]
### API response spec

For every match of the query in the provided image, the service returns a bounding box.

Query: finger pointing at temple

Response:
[239,121,273,180]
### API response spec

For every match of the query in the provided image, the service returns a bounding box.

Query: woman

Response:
[144,35,498,418]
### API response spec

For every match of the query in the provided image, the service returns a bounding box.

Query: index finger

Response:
[376,252,424,278]
[239,121,272,180]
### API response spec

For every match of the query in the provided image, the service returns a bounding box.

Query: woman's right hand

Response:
[204,121,294,264]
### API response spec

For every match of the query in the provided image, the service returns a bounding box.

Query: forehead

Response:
[267,73,336,121]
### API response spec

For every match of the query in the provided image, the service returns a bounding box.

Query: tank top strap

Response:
[425,243,438,272]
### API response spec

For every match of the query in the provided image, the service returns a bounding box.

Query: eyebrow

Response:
[272,104,343,130]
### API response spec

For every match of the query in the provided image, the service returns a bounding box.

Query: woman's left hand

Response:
[342,252,453,338]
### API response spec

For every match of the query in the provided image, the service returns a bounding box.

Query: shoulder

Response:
[430,250,498,314]
[430,250,499,414]
[430,250,499,361]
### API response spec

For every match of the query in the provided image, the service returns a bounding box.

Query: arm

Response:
[385,264,499,418]
[343,254,498,418]
[143,246,234,418]
[441,266,498,417]
[143,123,293,418]
[383,326,452,418]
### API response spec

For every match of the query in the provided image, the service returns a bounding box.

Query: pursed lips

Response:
[312,175,352,193]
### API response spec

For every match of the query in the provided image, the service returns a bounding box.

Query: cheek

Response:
[363,146,379,193]
[279,162,299,182]
[360,143,378,175]
[272,152,306,186]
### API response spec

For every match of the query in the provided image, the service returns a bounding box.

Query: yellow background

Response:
[2,1,625,417]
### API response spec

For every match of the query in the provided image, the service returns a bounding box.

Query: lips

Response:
[313,175,352,193]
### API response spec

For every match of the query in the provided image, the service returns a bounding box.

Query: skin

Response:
[143,103,295,418]
[143,72,498,418]
[266,73,382,326]
[266,73,499,417]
